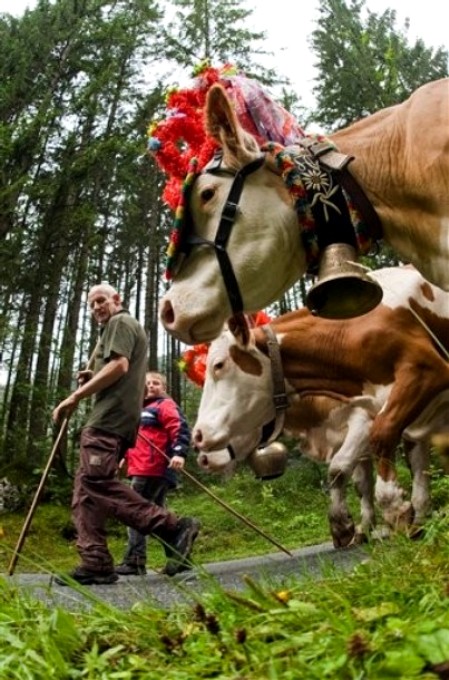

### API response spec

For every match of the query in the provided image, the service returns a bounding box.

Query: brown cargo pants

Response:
[72,427,179,571]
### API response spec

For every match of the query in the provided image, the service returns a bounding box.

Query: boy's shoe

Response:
[54,567,119,586]
[161,560,192,577]
[115,563,147,576]
[162,517,201,576]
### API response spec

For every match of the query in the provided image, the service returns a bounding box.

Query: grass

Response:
[1,455,449,678]
[0,457,331,574]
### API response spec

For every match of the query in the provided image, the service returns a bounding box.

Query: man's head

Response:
[88,283,122,325]
[145,372,167,399]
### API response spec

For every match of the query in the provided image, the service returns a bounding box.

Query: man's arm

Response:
[52,355,128,423]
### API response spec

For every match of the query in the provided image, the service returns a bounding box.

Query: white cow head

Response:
[192,315,276,452]
[159,85,305,344]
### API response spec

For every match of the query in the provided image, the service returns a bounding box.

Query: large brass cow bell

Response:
[306,243,383,319]
[247,442,288,480]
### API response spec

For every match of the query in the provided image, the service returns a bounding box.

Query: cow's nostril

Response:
[160,300,175,325]
[198,454,208,468]
[193,430,203,445]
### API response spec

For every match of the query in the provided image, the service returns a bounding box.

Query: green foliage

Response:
[160,0,275,82]
[311,0,448,129]
[0,457,449,676]
[2,502,449,676]
[0,457,332,573]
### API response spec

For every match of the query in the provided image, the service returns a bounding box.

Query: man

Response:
[52,283,200,585]
[116,371,191,576]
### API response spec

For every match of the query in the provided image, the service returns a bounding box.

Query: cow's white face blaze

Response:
[192,329,275,451]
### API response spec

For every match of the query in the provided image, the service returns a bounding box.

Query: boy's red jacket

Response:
[124,396,190,479]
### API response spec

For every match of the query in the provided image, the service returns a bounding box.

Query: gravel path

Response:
[3,542,368,612]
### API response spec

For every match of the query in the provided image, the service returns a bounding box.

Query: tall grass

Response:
[0,457,448,678]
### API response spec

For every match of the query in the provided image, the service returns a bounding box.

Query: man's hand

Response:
[77,369,93,386]
[52,393,80,423]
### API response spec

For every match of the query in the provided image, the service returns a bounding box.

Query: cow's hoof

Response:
[331,521,356,548]
[351,530,369,546]
[371,526,391,541]
[407,524,426,540]
[383,501,414,531]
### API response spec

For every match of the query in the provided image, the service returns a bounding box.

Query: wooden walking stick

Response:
[138,433,294,558]
[7,417,70,576]
[7,344,99,576]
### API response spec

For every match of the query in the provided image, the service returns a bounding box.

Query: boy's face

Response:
[145,375,165,399]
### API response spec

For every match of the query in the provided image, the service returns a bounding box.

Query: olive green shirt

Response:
[85,310,148,446]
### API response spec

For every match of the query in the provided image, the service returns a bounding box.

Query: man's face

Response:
[88,291,121,325]
[145,375,164,399]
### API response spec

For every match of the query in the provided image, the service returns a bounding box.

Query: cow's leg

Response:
[327,408,372,548]
[370,361,449,462]
[351,458,376,542]
[403,438,431,527]
[370,362,449,529]
[374,468,413,532]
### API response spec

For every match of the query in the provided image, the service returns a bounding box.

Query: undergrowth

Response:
[0,456,449,678]
[0,457,331,573]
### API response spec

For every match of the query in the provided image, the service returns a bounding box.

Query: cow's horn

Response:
[306,243,383,319]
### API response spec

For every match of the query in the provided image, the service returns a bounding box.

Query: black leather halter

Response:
[184,152,265,314]
[227,323,289,460]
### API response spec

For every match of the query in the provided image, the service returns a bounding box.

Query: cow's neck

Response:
[253,314,375,399]
[262,139,378,274]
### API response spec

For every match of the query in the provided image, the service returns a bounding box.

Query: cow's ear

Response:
[228,312,252,347]
[205,85,260,167]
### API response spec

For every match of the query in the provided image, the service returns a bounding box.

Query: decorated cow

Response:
[153,72,449,344]
[191,266,449,547]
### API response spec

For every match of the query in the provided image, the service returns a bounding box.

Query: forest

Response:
[0,0,447,481]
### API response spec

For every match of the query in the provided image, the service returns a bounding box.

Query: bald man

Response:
[52,283,200,585]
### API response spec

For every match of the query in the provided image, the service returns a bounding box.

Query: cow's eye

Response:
[200,188,215,203]
[212,360,226,378]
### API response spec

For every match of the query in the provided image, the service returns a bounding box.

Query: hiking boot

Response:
[161,560,192,577]
[162,517,201,576]
[54,566,119,586]
[115,563,147,576]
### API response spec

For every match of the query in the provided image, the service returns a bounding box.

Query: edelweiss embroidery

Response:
[294,153,342,222]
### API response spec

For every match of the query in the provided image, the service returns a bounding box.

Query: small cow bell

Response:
[306,243,383,319]
[247,442,288,480]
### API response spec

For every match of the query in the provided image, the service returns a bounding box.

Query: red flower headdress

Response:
[147,62,305,279]
[178,310,273,388]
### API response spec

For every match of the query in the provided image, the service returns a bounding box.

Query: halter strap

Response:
[258,324,289,445]
[184,153,265,314]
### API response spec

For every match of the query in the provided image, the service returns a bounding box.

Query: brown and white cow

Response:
[159,78,449,344]
[197,397,435,547]
[192,266,449,547]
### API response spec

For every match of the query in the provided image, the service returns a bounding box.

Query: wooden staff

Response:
[137,432,294,558]
[7,343,99,576]
[7,417,70,575]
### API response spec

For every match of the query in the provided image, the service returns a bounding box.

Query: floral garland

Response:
[147,62,304,210]
[147,62,305,278]
[165,158,198,280]
[178,310,272,388]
